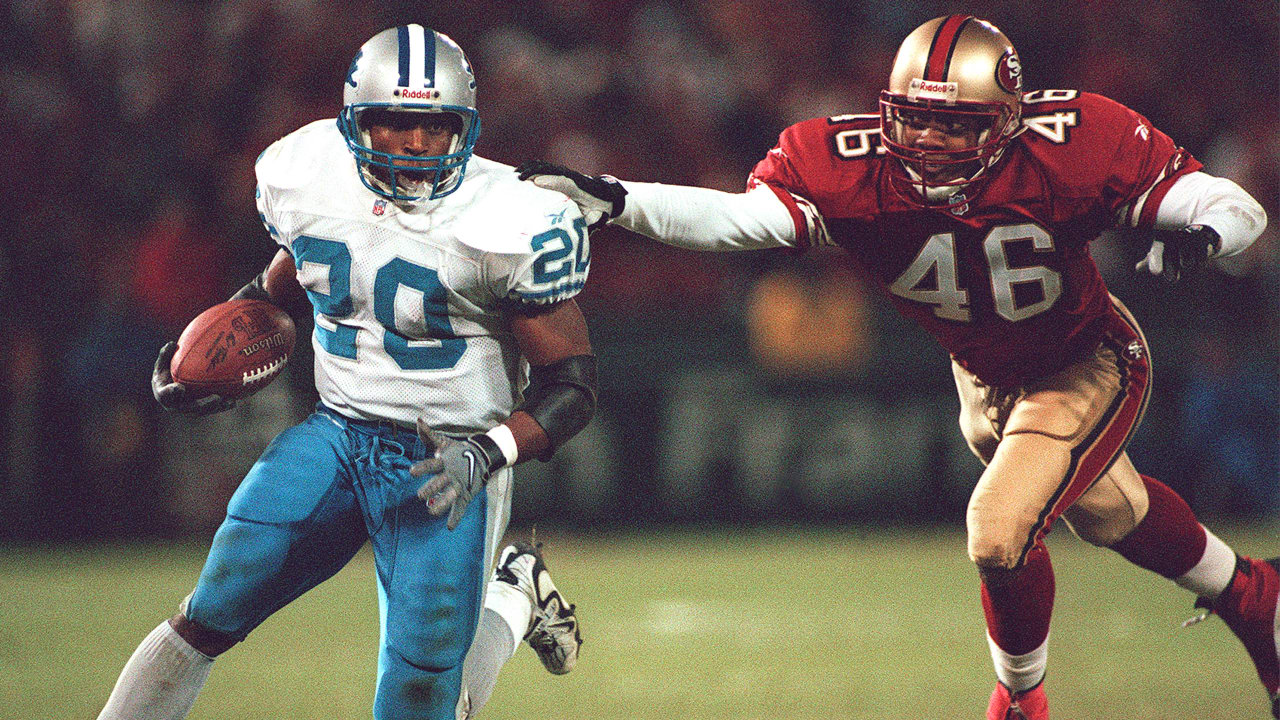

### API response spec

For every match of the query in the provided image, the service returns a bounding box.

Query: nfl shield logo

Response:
[372,199,387,216]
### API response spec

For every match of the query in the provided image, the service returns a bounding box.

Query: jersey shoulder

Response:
[255,119,347,195]
[451,156,586,255]
[752,114,882,212]
[1011,89,1199,223]
[1016,91,1164,181]
[1018,90,1149,150]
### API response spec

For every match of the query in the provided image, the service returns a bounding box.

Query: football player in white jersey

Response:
[99,25,591,720]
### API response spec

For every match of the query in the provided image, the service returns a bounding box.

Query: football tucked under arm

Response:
[152,249,305,414]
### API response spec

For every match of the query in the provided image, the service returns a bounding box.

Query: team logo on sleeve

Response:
[996,50,1022,94]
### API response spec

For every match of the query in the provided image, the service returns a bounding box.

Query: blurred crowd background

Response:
[2,0,1276,540]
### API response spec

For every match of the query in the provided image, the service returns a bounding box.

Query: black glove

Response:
[515,160,627,231]
[411,419,499,531]
[1135,224,1221,283]
[151,341,236,416]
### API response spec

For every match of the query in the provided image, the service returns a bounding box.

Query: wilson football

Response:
[170,299,296,400]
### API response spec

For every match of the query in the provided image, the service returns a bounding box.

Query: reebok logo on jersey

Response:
[1135,123,1150,141]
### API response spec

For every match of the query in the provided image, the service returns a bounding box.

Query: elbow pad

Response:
[519,354,598,457]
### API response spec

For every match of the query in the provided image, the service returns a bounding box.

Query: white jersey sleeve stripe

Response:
[514,279,588,301]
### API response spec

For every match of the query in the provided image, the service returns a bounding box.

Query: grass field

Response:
[2,523,1273,719]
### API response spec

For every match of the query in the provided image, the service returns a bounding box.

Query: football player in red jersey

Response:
[518,14,1274,720]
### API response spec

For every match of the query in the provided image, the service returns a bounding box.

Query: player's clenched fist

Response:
[412,419,497,530]
[1135,224,1222,283]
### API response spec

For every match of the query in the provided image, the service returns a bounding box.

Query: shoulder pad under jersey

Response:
[450,157,586,254]
[255,119,346,194]
[1016,90,1201,222]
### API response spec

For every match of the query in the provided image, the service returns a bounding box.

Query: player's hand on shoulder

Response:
[151,341,237,416]
[515,160,626,231]
[411,419,497,531]
[1135,224,1222,283]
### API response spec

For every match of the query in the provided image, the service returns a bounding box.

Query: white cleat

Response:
[492,541,582,674]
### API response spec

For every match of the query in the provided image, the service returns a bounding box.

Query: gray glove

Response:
[515,160,627,231]
[411,419,498,531]
[151,341,236,416]
[1135,225,1221,283]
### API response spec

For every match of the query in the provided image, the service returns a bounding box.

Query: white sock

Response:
[460,608,518,718]
[97,621,214,720]
[987,632,1048,693]
[484,578,533,653]
[1175,527,1237,598]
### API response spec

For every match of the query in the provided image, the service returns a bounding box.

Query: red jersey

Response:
[749,90,1201,386]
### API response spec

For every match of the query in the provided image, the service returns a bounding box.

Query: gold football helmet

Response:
[879,15,1024,207]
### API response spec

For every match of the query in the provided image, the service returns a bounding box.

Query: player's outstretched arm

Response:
[152,249,307,415]
[1136,171,1268,282]
[412,299,597,530]
[516,160,805,252]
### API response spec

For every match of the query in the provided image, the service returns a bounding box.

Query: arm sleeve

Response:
[485,217,590,309]
[614,182,802,251]
[1152,171,1268,257]
[254,143,291,250]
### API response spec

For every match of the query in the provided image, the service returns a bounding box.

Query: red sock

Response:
[1109,476,1208,578]
[982,543,1054,655]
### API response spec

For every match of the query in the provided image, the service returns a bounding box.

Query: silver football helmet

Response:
[338,25,480,201]
[879,15,1024,207]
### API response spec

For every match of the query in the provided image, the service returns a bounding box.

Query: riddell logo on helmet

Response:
[908,78,958,103]
[395,88,440,99]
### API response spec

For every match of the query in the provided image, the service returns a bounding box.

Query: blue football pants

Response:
[184,406,512,719]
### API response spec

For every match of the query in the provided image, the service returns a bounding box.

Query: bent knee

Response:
[967,532,1030,572]
[170,612,240,657]
[966,500,1041,572]
[1063,462,1148,547]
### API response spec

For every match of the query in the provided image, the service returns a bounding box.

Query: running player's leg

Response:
[370,453,513,720]
[959,312,1150,718]
[97,412,367,720]
[1065,300,1277,712]
[1068,455,1278,711]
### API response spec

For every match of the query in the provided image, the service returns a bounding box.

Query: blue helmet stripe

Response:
[396,25,410,86]
[422,28,436,87]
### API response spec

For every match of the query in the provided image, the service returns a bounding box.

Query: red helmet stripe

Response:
[924,14,973,81]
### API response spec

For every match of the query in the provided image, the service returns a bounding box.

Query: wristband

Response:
[483,424,519,467]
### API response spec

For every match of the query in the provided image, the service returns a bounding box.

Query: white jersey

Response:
[255,120,590,432]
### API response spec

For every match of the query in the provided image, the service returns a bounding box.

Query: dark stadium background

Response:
[3,0,1273,539]
[2,2,1276,718]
